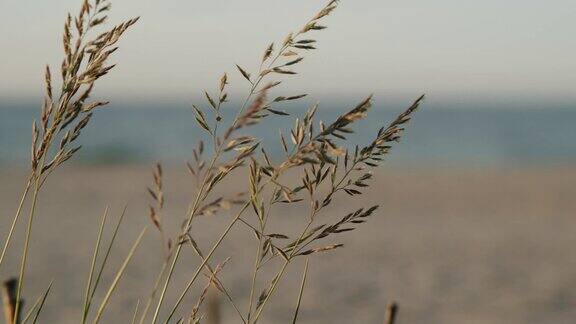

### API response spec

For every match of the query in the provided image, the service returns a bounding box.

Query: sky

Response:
[0,0,575,105]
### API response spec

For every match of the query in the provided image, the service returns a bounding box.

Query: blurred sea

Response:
[1,100,575,166]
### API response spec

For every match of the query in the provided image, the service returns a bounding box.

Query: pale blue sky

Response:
[0,0,574,103]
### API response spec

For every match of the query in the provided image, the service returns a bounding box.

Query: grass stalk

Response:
[245,243,261,322]
[138,260,169,324]
[13,173,41,324]
[131,300,140,324]
[1,1,423,323]
[164,202,250,323]
[151,53,269,322]
[30,280,52,324]
[188,241,246,324]
[246,192,276,321]
[251,260,288,324]
[0,176,32,271]
[150,154,219,324]
[251,214,315,324]
[92,227,147,324]
[82,206,110,323]
[21,292,41,324]
[291,258,309,324]
[85,207,128,319]
[150,5,342,320]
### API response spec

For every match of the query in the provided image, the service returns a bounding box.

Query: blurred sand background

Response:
[2,165,575,323]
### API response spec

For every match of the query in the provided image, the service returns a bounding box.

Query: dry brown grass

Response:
[0,0,138,323]
[0,0,423,323]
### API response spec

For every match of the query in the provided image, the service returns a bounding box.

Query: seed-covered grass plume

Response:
[1,0,423,323]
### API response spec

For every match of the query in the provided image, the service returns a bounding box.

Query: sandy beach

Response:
[1,165,576,323]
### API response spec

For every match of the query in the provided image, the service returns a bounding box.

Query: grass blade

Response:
[14,177,41,324]
[30,280,53,324]
[22,293,42,324]
[92,227,147,324]
[0,178,31,271]
[21,280,53,324]
[131,299,140,324]
[188,241,246,324]
[163,203,249,323]
[82,206,110,323]
[85,206,128,317]
[291,258,309,324]
[138,260,169,324]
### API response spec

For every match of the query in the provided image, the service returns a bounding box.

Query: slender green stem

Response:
[21,285,44,324]
[0,176,32,271]
[291,258,309,324]
[85,207,128,317]
[246,243,261,322]
[251,260,289,324]
[82,206,110,324]
[131,300,140,324]
[164,203,250,323]
[31,280,53,324]
[251,214,314,324]
[138,260,169,324]
[22,298,41,324]
[92,227,147,324]
[150,154,218,324]
[189,241,247,324]
[246,192,276,321]
[13,173,41,324]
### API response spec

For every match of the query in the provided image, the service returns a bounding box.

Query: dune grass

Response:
[1,0,423,323]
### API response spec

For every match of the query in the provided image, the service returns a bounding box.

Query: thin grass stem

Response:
[164,202,250,323]
[13,173,41,324]
[0,176,32,271]
[188,242,246,324]
[85,206,128,317]
[138,260,169,324]
[92,227,147,324]
[82,206,110,323]
[31,280,52,324]
[291,258,309,324]
[131,299,140,324]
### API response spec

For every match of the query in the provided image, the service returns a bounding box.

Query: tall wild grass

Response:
[0,0,423,323]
